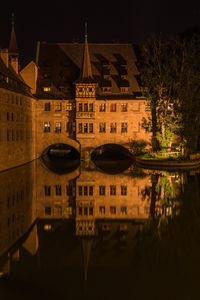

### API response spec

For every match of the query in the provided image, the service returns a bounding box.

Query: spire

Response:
[9,13,18,56]
[81,22,93,81]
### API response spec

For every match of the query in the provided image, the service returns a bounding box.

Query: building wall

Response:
[0,88,36,171]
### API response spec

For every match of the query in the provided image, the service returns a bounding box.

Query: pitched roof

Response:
[9,26,18,56]
[36,42,141,99]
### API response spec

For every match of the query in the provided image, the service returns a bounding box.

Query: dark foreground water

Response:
[0,159,200,300]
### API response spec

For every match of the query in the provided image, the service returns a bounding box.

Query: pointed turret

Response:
[8,13,19,73]
[75,22,97,98]
[9,13,18,57]
[81,22,93,82]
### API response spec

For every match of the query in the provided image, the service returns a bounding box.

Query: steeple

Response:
[81,22,93,81]
[9,13,18,57]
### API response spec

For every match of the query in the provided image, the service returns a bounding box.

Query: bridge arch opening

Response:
[91,144,133,174]
[41,143,80,174]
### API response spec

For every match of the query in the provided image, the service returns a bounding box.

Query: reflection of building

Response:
[0,17,35,171]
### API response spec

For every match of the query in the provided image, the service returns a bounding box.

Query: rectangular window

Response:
[99,103,106,112]
[66,103,72,111]
[110,122,117,133]
[55,206,62,216]
[79,103,83,112]
[55,122,61,133]
[84,123,88,133]
[7,112,9,121]
[121,206,127,215]
[45,207,51,216]
[84,103,88,112]
[99,186,105,196]
[78,123,82,133]
[44,185,51,196]
[110,206,116,215]
[79,207,82,216]
[99,206,105,215]
[89,123,93,133]
[121,186,127,196]
[121,103,128,112]
[7,130,9,141]
[43,87,51,92]
[84,186,88,196]
[78,186,82,196]
[89,207,93,216]
[44,122,50,132]
[110,185,116,195]
[99,122,106,133]
[89,103,93,112]
[89,186,93,196]
[55,185,62,196]
[121,122,127,133]
[84,207,88,216]
[110,103,116,112]
[44,102,51,111]
[55,103,62,111]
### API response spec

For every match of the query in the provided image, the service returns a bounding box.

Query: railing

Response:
[76,112,95,118]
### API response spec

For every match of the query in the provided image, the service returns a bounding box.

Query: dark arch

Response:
[41,143,80,174]
[91,143,133,174]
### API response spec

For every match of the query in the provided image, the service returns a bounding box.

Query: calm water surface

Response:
[0,159,200,300]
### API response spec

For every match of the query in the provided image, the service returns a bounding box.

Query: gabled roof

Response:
[36,42,141,99]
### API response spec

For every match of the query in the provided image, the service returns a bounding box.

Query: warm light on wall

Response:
[43,87,51,92]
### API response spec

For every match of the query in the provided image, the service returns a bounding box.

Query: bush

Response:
[131,140,148,156]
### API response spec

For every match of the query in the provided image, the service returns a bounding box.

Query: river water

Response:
[0,159,200,300]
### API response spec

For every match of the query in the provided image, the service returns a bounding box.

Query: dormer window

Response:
[102,87,111,93]
[43,87,51,92]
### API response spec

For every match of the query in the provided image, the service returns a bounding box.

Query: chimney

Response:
[0,49,9,68]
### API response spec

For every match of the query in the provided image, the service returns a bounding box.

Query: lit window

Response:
[55,122,61,133]
[110,185,116,195]
[99,103,106,112]
[44,224,51,231]
[44,122,50,132]
[55,103,62,111]
[66,207,72,216]
[110,103,116,112]
[121,186,127,195]
[99,122,106,133]
[66,103,72,111]
[121,103,127,112]
[44,102,50,111]
[120,87,129,93]
[121,122,127,133]
[43,87,51,92]
[110,122,117,133]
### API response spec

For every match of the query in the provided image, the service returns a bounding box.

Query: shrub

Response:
[131,140,148,156]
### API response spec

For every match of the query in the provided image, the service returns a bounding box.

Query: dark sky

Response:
[1,0,200,67]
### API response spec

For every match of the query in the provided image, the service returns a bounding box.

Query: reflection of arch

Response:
[91,143,133,159]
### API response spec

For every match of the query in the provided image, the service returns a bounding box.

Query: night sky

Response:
[1,0,200,67]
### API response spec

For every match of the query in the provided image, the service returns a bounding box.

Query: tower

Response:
[9,13,19,73]
[75,23,97,148]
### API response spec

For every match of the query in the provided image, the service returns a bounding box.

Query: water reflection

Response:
[0,159,197,299]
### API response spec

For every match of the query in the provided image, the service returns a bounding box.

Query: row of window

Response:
[44,206,72,216]
[7,191,24,209]
[44,102,73,111]
[43,121,128,134]
[78,206,127,216]
[0,129,31,142]
[6,112,27,122]
[44,185,127,196]
[44,102,128,112]
[0,93,24,106]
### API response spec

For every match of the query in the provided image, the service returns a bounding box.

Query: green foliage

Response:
[131,140,148,155]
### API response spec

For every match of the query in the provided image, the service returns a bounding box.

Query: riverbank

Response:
[135,155,200,170]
